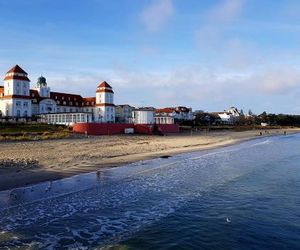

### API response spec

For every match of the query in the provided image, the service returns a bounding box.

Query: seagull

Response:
[226,217,231,223]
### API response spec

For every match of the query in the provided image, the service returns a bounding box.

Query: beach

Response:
[0,128,299,191]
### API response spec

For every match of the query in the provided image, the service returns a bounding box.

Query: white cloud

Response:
[140,0,174,32]
[208,0,245,23]
[248,68,300,95]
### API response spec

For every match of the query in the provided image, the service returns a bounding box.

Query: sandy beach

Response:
[0,128,299,191]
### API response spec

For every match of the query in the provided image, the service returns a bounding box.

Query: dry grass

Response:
[0,123,71,141]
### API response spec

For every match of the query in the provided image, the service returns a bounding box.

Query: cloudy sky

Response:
[0,0,300,114]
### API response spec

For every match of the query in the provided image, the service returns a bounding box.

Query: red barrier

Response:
[156,124,179,133]
[72,123,179,135]
[134,124,153,135]
[73,123,134,135]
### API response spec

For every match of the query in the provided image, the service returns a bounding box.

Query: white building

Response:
[155,106,193,122]
[132,107,155,124]
[0,65,115,124]
[214,107,241,124]
[0,65,32,118]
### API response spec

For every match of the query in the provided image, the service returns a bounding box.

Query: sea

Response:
[0,133,300,249]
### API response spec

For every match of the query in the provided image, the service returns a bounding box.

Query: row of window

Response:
[16,101,29,107]
[16,110,28,117]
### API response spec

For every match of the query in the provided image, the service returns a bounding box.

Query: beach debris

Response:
[160,155,171,159]
[0,158,39,169]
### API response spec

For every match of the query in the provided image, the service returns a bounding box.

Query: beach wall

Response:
[155,124,180,133]
[73,123,134,135]
[72,123,179,135]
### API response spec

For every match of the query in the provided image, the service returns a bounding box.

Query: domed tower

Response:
[95,81,115,123]
[36,75,50,98]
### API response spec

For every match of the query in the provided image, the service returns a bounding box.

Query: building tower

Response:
[95,81,115,123]
[36,75,50,98]
[3,65,32,118]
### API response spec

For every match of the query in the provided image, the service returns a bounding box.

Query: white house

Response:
[155,106,193,122]
[214,107,241,124]
[132,107,155,124]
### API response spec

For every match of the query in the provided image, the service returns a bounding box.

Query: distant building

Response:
[132,107,155,124]
[115,104,134,123]
[0,65,115,124]
[155,106,193,123]
[211,107,241,124]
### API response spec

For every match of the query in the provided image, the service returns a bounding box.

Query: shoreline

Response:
[0,128,299,191]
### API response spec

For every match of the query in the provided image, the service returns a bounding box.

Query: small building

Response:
[115,104,134,123]
[154,116,174,124]
[211,107,241,125]
[155,106,193,123]
[41,112,93,126]
[132,107,155,124]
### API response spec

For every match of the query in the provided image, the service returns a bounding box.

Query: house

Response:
[155,106,193,123]
[211,107,241,125]
[132,107,155,124]
[115,104,134,123]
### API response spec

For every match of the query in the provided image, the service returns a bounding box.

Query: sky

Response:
[0,0,300,114]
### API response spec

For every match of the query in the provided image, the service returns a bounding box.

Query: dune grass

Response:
[0,123,71,141]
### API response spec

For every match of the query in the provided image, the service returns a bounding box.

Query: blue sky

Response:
[1,0,300,114]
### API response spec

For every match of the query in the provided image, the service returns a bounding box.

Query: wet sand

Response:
[0,128,299,191]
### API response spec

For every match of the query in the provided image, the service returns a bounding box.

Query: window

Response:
[23,102,28,107]
[23,90,26,95]
[70,108,73,112]
[63,101,66,105]
[16,101,21,107]
[69,101,73,105]
[57,101,60,104]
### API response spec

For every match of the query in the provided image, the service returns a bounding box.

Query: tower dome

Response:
[37,76,47,87]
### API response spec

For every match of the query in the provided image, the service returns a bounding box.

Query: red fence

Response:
[72,123,179,135]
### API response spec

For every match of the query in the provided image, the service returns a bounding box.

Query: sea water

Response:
[0,134,300,249]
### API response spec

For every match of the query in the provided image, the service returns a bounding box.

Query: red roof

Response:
[98,81,112,88]
[4,75,30,81]
[50,91,83,106]
[82,97,96,106]
[6,65,28,75]
[30,89,43,103]
[156,108,175,114]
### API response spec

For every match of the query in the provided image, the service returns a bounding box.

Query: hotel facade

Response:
[0,65,115,124]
